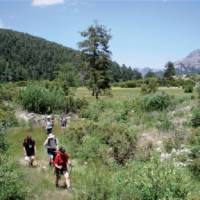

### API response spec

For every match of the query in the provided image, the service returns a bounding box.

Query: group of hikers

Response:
[22,114,72,191]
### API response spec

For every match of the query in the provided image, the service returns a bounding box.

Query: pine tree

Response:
[164,61,176,78]
[78,23,112,99]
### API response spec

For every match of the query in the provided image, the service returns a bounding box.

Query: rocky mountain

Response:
[175,49,200,74]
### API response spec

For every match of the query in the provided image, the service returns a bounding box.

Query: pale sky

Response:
[1,0,200,69]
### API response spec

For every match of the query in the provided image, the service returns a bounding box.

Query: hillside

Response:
[175,49,200,74]
[0,29,81,81]
[0,29,139,83]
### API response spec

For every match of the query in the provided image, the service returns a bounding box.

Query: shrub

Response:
[195,82,200,99]
[19,84,88,113]
[191,108,200,128]
[189,146,200,178]
[163,137,174,153]
[0,103,17,128]
[0,155,26,200]
[182,80,195,93]
[113,157,191,200]
[74,163,112,200]
[140,78,159,94]
[66,120,138,164]
[183,84,194,93]
[0,83,19,101]
[140,92,173,112]
[0,127,9,153]
[79,101,105,121]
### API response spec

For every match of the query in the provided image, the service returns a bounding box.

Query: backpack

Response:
[47,138,57,149]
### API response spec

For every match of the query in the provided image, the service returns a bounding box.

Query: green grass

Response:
[6,125,73,200]
[5,86,199,200]
[75,87,193,102]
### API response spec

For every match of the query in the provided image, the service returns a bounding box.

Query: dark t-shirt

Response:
[23,139,35,156]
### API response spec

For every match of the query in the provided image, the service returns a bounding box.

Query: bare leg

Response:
[55,174,60,187]
[64,172,71,189]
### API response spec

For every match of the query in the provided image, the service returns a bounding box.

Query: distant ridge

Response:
[175,49,200,74]
[0,28,147,83]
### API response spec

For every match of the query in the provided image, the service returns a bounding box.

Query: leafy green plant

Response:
[140,92,173,112]
[19,84,88,113]
[113,156,191,200]
[0,155,26,200]
[140,78,159,94]
[66,120,138,164]
[191,108,200,128]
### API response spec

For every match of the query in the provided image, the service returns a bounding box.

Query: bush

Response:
[113,157,191,200]
[183,84,194,93]
[0,127,9,153]
[79,101,105,121]
[0,103,17,128]
[189,146,200,178]
[0,155,26,200]
[74,163,112,200]
[19,84,88,113]
[140,92,173,112]
[195,82,200,99]
[140,78,159,94]
[66,120,138,164]
[191,108,200,128]
[0,83,19,101]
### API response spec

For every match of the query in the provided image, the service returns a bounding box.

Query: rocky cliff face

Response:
[175,49,200,74]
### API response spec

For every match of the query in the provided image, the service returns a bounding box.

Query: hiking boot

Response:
[66,187,72,192]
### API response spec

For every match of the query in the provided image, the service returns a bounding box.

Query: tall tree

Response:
[164,61,176,78]
[132,69,142,80]
[145,70,157,79]
[78,23,112,99]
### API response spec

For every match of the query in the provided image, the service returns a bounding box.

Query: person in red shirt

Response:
[54,146,72,191]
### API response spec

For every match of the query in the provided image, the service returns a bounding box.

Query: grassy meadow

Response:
[2,85,200,200]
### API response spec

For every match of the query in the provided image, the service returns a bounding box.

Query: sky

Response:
[0,0,200,69]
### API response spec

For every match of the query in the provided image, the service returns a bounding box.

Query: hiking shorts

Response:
[47,149,56,160]
[47,128,52,134]
[55,166,68,176]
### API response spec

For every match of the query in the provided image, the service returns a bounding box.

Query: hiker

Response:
[23,136,36,166]
[60,114,67,129]
[44,133,59,166]
[54,147,72,191]
[46,115,53,134]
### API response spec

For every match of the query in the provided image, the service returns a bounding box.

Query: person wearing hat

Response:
[54,146,72,191]
[46,115,53,134]
[44,133,59,166]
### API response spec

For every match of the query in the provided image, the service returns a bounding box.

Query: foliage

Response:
[195,82,200,99]
[0,102,17,128]
[114,79,143,88]
[19,84,88,113]
[0,29,80,81]
[189,129,200,178]
[140,92,173,112]
[78,23,112,99]
[182,80,195,93]
[0,126,9,153]
[114,157,191,200]
[163,61,176,78]
[66,120,138,164]
[74,163,112,200]
[140,78,159,94]
[56,63,80,87]
[145,70,157,78]
[0,155,26,200]
[191,108,200,128]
